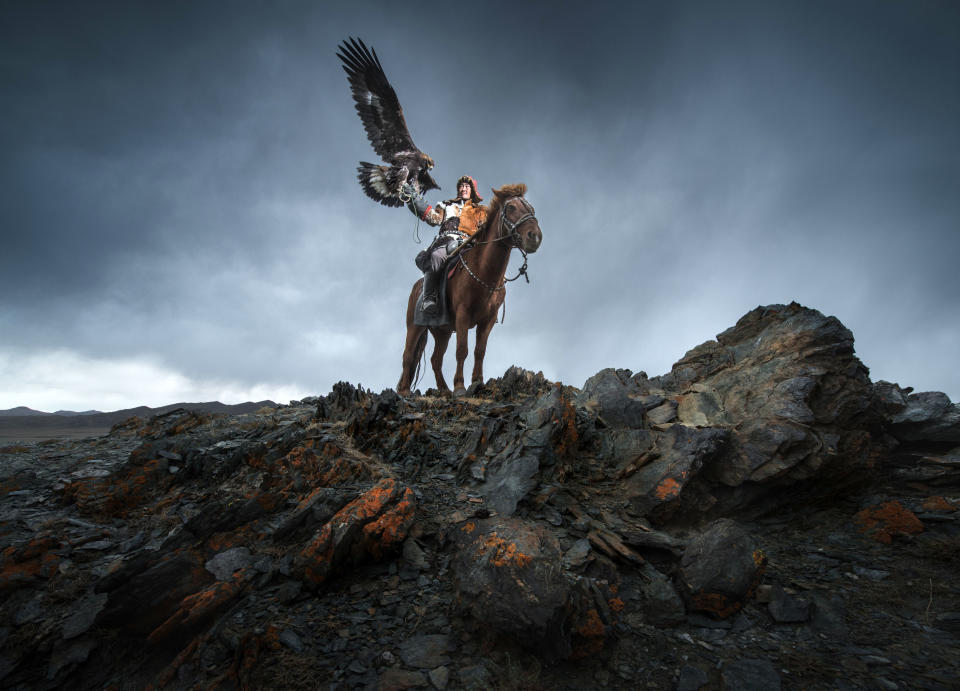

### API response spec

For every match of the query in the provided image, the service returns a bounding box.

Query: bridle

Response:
[460,196,536,294]
[496,196,537,248]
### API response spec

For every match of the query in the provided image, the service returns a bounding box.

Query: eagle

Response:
[336,37,440,207]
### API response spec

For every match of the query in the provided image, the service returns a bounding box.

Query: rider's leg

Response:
[421,268,442,314]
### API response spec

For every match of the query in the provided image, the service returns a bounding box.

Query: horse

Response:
[397,183,542,396]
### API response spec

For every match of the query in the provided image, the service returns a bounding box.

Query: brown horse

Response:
[397,183,542,396]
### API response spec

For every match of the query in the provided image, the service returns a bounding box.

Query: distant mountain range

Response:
[0,401,279,433]
[0,406,103,417]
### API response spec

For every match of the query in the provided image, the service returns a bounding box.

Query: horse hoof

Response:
[454,387,468,397]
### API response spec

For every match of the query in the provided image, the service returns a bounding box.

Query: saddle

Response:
[413,245,469,327]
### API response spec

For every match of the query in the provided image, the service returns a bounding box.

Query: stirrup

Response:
[422,291,439,313]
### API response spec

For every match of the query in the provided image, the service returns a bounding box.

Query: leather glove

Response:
[408,193,430,219]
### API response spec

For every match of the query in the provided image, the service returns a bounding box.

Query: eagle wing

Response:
[337,37,420,161]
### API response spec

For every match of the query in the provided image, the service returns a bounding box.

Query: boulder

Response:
[450,517,608,659]
[603,303,887,521]
[677,519,766,618]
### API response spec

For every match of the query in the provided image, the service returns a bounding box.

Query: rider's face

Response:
[458,182,472,200]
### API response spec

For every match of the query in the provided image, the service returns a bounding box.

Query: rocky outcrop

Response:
[1,302,958,690]
[873,381,960,444]
[577,302,887,522]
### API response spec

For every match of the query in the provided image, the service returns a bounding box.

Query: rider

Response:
[404,175,488,315]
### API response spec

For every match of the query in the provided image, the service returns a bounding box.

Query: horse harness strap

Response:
[458,252,503,294]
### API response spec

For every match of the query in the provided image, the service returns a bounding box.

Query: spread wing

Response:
[336,37,419,161]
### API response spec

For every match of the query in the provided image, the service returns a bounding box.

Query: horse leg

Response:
[398,281,426,395]
[398,325,427,395]
[471,315,497,386]
[452,317,471,395]
[430,327,452,392]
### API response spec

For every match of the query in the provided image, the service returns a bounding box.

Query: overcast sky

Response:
[2,0,958,411]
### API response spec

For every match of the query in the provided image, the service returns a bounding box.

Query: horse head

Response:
[490,183,542,254]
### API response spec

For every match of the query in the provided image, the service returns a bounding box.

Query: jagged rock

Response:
[623,425,728,521]
[147,567,255,643]
[62,593,108,639]
[317,381,371,421]
[205,546,254,580]
[296,478,415,588]
[886,389,960,443]
[96,550,216,634]
[638,563,686,627]
[677,519,766,618]
[563,538,592,570]
[47,637,97,682]
[488,365,552,399]
[274,486,357,540]
[401,537,429,571]
[646,401,677,425]
[576,368,645,428]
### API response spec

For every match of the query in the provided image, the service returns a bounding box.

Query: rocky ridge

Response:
[1,303,958,690]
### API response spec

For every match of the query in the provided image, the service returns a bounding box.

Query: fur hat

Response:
[456,175,483,203]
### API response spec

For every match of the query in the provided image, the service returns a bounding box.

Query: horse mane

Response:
[486,183,528,221]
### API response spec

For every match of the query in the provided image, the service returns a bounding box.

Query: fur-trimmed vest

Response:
[423,199,488,236]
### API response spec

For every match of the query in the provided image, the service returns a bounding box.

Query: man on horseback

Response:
[403,175,488,315]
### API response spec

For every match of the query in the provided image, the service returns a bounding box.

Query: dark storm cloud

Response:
[1,0,958,409]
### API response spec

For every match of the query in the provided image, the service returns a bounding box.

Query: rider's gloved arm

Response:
[402,183,440,224]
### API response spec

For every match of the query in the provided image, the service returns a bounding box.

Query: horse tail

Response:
[411,328,429,391]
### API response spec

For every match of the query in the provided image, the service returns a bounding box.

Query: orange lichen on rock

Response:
[690,591,742,619]
[148,570,250,643]
[462,521,476,533]
[259,444,375,494]
[608,597,625,613]
[477,532,533,569]
[362,488,416,558]
[855,500,924,544]
[299,523,335,586]
[921,496,956,513]
[61,454,172,518]
[0,537,62,592]
[571,608,606,658]
[553,388,579,460]
[654,475,684,500]
[297,479,415,586]
[578,608,605,637]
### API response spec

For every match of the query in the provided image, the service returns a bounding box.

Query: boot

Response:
[421,269,441,315]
